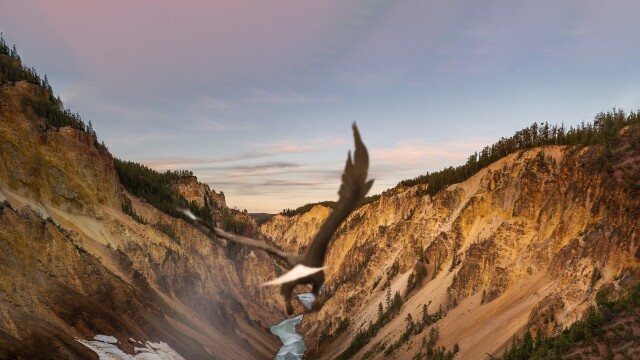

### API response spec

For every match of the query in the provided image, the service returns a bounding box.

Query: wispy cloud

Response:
[213,161,300,172]
[262,136,347,154]
[373,140,472,164]
[259,179,323,187]
[267,142,315,153]
[143,136,488,212]
[201,161,303,177]
[142,153,266,171]
[143,135,347,171]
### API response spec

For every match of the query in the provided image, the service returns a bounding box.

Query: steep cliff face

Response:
[259,205,332,253]
[0,82,120,218]
[0,81,284,359]
[259,128,640,359]
[171,175,226,208]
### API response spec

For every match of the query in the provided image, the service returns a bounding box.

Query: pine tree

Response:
[522,329,533,357]
[428,326,439,347]
[406,313,414,330]
[43,74,50,90]
[406,272,415,295]
[393,291,402,311]
[385,287,392,310]
[88,120,96,137]
[10,44,19,60]
[422,304,429,324]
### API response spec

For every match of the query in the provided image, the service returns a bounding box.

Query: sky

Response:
[1,1,639,213]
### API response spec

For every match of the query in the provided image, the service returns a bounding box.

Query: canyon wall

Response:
[0,81,284,359]
[260,128,640,359]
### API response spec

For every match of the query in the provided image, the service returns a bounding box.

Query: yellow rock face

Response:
[171,175,226,208]
[259,134,640,359]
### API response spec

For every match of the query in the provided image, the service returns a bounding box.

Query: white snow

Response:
[94,335,118,344]
[76,335,185,360]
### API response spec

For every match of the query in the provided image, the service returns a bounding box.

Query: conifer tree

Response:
[406,313,414,329]
[393,291,402,311]
[422,304,429,324]
[385,287,392,310]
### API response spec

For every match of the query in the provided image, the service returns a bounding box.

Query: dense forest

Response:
[0,33,92,134]
[399,110,640,195]
[114,159,256,239]
[114,159,214,224]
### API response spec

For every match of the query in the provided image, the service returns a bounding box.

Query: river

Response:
[269,293,315,360]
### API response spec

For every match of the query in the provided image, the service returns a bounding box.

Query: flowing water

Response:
[270,315,306,360]
[296,293,315,309]
[269,293,315,360]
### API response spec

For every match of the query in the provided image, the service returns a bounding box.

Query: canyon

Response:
[1,66,640,359]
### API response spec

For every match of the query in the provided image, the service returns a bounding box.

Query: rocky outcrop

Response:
[259,129,640,359]
[171,175,226,208]
[0,84,119,218]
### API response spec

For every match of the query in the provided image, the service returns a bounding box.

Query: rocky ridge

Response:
[171,175,226,209]
[0,80,285,359]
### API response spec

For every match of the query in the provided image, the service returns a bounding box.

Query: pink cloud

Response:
[262,136,347,154]
[373,140,472,164]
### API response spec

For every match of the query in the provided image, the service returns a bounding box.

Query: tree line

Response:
[280,194,381,217]
[114,159,213,224]
[0,33,93,134]
[399,110,640,196]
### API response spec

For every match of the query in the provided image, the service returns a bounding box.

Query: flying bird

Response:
[181,123,373,315]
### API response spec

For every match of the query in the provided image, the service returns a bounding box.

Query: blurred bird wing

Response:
[261,264,325,286]
[213,227,293,262]
[177,207,293,263]
[305,123,374,265]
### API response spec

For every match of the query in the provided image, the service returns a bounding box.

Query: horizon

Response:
[1,1,639,213]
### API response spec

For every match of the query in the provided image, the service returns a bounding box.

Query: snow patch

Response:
[76,335,185,360]
[94,335,118,344]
